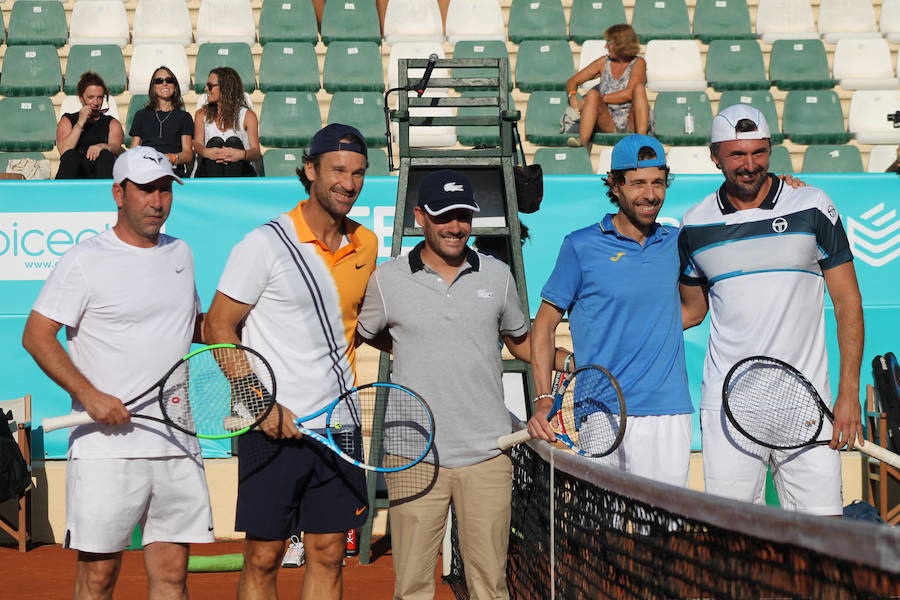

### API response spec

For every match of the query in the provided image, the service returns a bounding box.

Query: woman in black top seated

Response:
[55,72,124,179]
[129,66,194,178]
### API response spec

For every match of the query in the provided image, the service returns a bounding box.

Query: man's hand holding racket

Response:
[527,370,568,443]
[830,392,863,450]
[257,404,303,440]
[75,387,131,427]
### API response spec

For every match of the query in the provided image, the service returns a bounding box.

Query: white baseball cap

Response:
[113,147,183,185]
[710,104,771,143]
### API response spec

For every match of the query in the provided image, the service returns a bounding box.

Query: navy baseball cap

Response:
[610,134,667,170]
[417,169,481,216]
[308,123,368,158]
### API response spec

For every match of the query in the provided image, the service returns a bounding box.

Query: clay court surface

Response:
[3,541,455,599]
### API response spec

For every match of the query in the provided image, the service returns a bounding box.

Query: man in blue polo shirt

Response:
[528,134,694,486]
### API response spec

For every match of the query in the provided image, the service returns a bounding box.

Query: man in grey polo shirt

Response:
[358,169,548,600]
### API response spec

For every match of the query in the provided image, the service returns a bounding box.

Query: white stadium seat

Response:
[666,146,720,174]
[445,0,506,43]
[596,146,613,174]
[69,1,129,47]
[817,0,879,42]
[129,44,191,94]
[387,42,447,90]
[58,94,121,121]
[848,90,900,145]
[866,145,899,173]
[391,91,457,147]
[132,0,193,46]
[383,0,444,44]
[756,0,818,43]
[645,40,707,92]
[833,38,899,91]
[882,0,900,43]
[576,40,608,95]
[196,0,256,46]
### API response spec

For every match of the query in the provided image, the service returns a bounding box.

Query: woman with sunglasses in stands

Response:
[129,66,194,178]
[55,71,124,179]
[193,67,260,177]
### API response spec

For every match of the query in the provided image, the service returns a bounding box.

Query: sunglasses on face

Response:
[152,77,177,85]
[205,82,219,90]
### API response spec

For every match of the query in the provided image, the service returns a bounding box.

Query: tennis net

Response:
[447,436,900,599]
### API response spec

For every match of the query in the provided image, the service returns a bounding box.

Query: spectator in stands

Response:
[130,67,194,178]
[55,72,124,180]
[886,146,900,174]
[565,24,651,150]
[193,67,260,177]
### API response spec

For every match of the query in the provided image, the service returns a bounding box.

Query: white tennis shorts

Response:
[65,456,215,553]
[701,408,842,515]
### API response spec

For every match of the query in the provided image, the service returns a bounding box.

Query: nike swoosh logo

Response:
[355,506,367,516]
[175,266,185,273]
[207,525,214,531]
[355,264,366,270]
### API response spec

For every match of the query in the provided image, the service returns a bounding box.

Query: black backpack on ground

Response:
[871,352,900,454]
[0,409,29,504]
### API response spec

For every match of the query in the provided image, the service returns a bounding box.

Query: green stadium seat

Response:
[515,40,574,92]
[0,152,46,174]
[769,40,836,90]
[653,92,714,145]
[692,0,755,43]
[258,0,318,45]
[327,92,386,147]
[0,97,58,151]
[801,145,864,172]
[451,41,511,91]
[717,91,784,144]
[193,43,257,93]
[259,92,322,147]
[632,0,692,42]
[64,45,127,96]
[455,90,512,147]
[262,148,304,177]
[534,147,594,174]
[782,90,850,144]
[259,43,320,92]
[7,1,67,47]
[0,45,62,97]
[366,147,391,175]
[524,91,571,146]
[321,0,381,45]
[769,145,794,173]
[508,0,567,43]
[323,42,384,92]
[569,0,627,44]
[123,94,150,146]
[706,40,769,92]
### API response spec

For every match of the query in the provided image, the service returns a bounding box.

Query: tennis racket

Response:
[289,382,435,473]
[498,365,627,457]
[722,356,900,469]
[42,343,276,439]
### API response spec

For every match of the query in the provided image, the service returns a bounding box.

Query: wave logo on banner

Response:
[0,212,116,281]
[846,203,900,268]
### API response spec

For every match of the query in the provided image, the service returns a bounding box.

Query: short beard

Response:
[725,170,767,201]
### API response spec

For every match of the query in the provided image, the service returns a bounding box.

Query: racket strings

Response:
[560,369,623,457]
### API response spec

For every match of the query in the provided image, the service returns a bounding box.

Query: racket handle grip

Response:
[857,438,900,470]
[497,428,533,450]
[42,412,95,433]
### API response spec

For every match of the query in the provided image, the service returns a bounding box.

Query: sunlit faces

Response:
[112,177,175,248]
[304,149,368,221]
[205,73,220,103]
[711,138,771,201]
[152,68,177,101]
[414,207,474,263]
[80,84,106,118]
[608,166,667,231]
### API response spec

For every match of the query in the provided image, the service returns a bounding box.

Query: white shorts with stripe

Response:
[592,413,692,487]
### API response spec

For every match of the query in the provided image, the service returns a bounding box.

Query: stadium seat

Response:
[123,94,150,145]
[69,1,129,47]
[534,147,594,174]
[0,45,62,97]
[665,147,720,174]
[596,146,613,173]
[383,0,444,44]
[196,0,256,45]
[455,90,512,146]
[508,0,567,43]
[832,38,899,91]
[132,0,193,46]
[514,40,574,92]
[259,92,322,147]
[445,0,506,43]
[769,145,794,173]
[193,43,257,93]
[882,0,900,42]
[782,90,850,145]
[652,91,714,145]
[866,145,899,173]
[259,43,321,92]
[262,148,303,177]
[7,1,67,47]
[848,90,900,145]
[692,0,755,43]
[327,92,387,147]
[801,145,863,173]
[768,39,836,90]
[59,94,120,121]
[258,0,318,45]
[0,20,5,46]
[324,42,384,92]
[756,0,817,43]
[366,147,391,175]
[631,0,692,42]
[386,42,447,90]
[451,41,511,91]
[0,152,46,174]
[705,40,769,92]
[0,97,57,151]
[717,91,784,143]
[321,0,381,45]
[390,91,457,147]
[568,0,627,44]
[64,45,127,95]
[817,0,878,42]
[574,40,607,94]
[645,40,707,92]
[129,44,191,94]
[524,91,571,146]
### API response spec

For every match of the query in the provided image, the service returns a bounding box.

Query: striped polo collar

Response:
[716,173,783,214]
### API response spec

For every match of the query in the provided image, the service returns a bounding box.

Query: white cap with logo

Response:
[113,146,183,185]
[710,104,772,143]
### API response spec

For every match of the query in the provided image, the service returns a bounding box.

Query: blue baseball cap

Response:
[610,134,667,170]
[417,169,481,216]
[308,123,368,158]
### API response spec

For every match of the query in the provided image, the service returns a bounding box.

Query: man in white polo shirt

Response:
[22,147,213,599]
[679,104,864,515]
